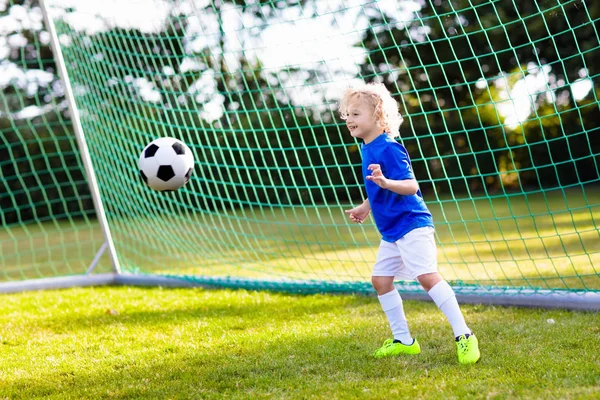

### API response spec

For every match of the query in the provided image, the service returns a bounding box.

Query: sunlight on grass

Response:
[2,186,599,291]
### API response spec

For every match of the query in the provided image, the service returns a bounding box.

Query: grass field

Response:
[1,187,599,398]
[1,286,599,399]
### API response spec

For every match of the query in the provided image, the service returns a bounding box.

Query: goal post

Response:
[1,0,599,310]
[39,0,121,276]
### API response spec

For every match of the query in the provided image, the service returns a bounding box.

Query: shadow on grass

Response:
[7,321,600,400]
[4,288,600,399]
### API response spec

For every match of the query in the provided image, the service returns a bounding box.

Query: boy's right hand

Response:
[345,205,370,224]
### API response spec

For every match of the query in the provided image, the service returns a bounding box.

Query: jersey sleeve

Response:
[382,143,414,180]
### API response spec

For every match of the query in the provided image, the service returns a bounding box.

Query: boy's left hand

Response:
[366,164,389,188]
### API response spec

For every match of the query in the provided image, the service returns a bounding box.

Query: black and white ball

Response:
[138,137,194,191]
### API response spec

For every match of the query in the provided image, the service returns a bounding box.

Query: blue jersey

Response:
[361,133,433,242]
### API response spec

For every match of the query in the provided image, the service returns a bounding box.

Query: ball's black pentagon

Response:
[157,165,175,181]
[139,169,148,183]
[184,167,193,182]
[171,141,186,155]
[144,143,159,158]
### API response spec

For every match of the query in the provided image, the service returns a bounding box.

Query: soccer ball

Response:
[138,137,194,191]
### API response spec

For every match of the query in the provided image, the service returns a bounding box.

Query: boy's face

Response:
[344,99,381,144]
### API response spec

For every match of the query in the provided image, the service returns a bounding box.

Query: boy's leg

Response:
[373,283,421,358]
[419,273,480,364]
[396,227,480,363]
[374,279,412,344]
[394,228,471,338]
[371,242,420,357]
[420,274,470,338]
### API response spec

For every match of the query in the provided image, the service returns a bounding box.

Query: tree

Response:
[357,0,599,195]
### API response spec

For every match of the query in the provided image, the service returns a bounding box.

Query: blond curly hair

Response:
[338,82,404,138]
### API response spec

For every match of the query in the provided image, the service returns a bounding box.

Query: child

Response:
[339,82,480,364]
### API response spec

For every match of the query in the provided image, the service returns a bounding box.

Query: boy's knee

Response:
[371,276,395,295]
[417,272,442,292]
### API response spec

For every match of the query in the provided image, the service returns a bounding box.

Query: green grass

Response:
[1,286,599,399]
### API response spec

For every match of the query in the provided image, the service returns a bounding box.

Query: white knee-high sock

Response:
[378,289,413,344]
[428,280,471,338]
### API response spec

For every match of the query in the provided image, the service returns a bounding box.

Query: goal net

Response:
[2,0,599,308]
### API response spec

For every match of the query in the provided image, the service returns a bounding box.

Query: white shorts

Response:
[372,226,438,280]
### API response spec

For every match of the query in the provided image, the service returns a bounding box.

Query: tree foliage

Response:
[1,0,599,224]
[359,0,599,194]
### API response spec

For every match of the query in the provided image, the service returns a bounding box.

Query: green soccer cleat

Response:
[373,338,421,358]
[456,333,480,364]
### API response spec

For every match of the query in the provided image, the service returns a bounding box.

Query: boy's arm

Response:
[345,199,371,223]
[366,164,419,195]
[378,178,419,196]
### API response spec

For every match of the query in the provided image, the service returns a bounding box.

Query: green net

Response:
[0,0,111,280]
[2,0,599,298]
